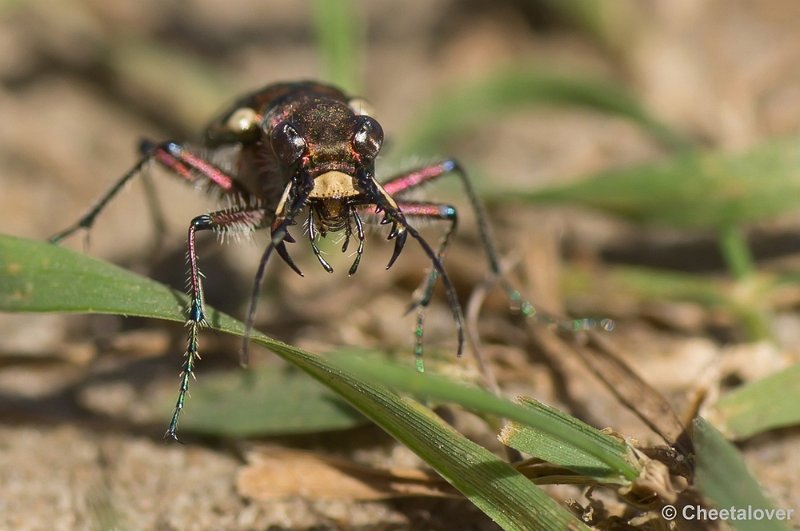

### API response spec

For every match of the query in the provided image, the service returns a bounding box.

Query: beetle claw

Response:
[386,227,407,269]
[276,239,304,276]
[387,222,399,240]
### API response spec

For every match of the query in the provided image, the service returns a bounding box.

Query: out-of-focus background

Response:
[2,1,800,529]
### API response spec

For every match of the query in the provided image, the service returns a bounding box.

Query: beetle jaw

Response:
[308,170,360,200]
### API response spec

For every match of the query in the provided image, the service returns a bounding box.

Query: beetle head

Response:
[266,97,391,237]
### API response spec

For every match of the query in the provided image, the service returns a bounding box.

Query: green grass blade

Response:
[106,38,232,132]
[0,234,587,530]
[565,265,731,307]
[500,396,634,485]
[1,236,187,317]
[332,352,640,483]
[718,225,756,280]
[707,363,800,440]
[395,67,689,158]
[311,0,362,93]
[166,366,367,437]
[693,417,793,531]
[286,352,590,530]
[509,136,800,230]
[532,0,634,51]
[564,265,773,340]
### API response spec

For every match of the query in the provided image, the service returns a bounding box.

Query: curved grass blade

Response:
[706,363,800,440]
[0,234,588,530]
[533,0,636,53]
[564,265,774,341]
[693,417,793,531]
[312,0,362,93]
[169,366,368,437]
[499,396,635,485]
[331,351,640,483]
[508,136,800,230]
[395,67,690,159]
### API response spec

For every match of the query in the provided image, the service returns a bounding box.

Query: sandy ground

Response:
[1,1,800,529]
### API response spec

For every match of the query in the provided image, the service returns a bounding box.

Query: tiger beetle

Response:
[51,81,610,441]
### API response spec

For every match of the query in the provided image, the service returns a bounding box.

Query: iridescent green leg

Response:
[395,201,458,372]
[165,206,267,441]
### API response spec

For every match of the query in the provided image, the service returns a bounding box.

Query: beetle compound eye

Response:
[352,116,383,160]
[270,122,306,165]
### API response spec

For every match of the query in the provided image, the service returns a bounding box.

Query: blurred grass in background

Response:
[2,0,800,528]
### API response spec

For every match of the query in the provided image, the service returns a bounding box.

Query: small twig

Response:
[465,271,502,395]
[465,258,527,464]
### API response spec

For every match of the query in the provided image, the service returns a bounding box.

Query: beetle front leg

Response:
[382,159,501,274]
[398,202,458,307]
[240,179,314,367]
[166,206,268,441]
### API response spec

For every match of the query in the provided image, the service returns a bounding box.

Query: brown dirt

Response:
[1,1,800,529]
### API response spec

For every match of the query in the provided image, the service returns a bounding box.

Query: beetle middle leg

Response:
[382,160,607,358]
[390,201,458,371]
[382,159,503,283]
